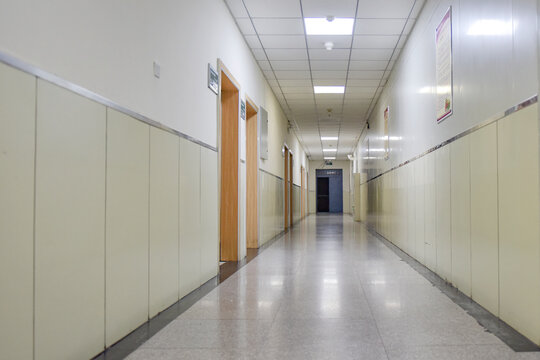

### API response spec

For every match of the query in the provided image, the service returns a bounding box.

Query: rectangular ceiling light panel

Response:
[314,86,345,94]
[304,18,354,35]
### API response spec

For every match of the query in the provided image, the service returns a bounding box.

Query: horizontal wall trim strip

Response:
[361,95,538,185]
[259,168,283,181]
[0,50,218,152]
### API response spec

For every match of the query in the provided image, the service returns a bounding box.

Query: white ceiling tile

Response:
[411,0,426,18]
[313,79,346,86]
[309,49,350,60]
[259,35,306,49]
[251,48,267,60]
[267,79,279,87]
[390,48,402,61]
[344,93,373,101]
[263,70,276,79]
[235,18,257,35]
[270,60,310,70]
[274,70,312,79]
[252,18,305,35]
[281,86,314,94]
[258,60,272,71]
[307,35,352,49]
[350,48,393,60]
[311,70,347,79]
[310,60,349,70]
[348,70,384,80]
[357,0,415,18]
[266,48,308,60]
[396,36,407,48]
[403,19,416,34]
[353,35,399,49]
[349,60,389,71]
[243,0,302,17]
[287,93,315,100]
[315,93,344,101]
[225,0,249,17]
[302,0,358,17]
[244,35,263,48]
[345,86,378,94]
[279,79,313,87]
[355,19,407,35]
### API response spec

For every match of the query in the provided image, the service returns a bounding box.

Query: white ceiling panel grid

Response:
[224,0,420,159]
[252,18,305,34]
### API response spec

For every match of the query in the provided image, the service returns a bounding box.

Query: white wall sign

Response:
[207,64,218,94]
[436,7,453,122]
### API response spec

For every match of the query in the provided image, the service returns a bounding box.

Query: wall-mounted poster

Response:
[383,106,390,160]
[436,7,453,122]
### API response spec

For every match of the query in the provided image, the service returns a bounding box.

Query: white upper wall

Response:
[0,0,308,180]
[354,0,537,178]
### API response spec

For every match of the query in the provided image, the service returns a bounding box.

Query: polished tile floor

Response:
[127,214,540,360]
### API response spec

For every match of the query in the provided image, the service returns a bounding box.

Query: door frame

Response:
[245,96,259,249]
[217,60,241,262]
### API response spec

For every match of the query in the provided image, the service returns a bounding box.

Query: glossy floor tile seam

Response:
[126,214,540,360]
[365,225,540,352]
[356,267,392,360]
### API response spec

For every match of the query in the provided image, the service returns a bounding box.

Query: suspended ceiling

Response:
[224,0,425,160]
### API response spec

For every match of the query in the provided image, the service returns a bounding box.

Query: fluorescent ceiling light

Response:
[324,157,336,160]
[314,86,345,94]
[304,17,355,35]
[323,149,337,152]
[321,136,338,140]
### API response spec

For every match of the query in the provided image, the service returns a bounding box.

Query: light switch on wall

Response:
[153,61,161,78]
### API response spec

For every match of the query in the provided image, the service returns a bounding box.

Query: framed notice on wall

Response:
[436,7,453,122]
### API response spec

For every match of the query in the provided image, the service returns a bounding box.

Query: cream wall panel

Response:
[309,190,316,214]
[149,128,180,317]
[414,159,425,264]
[294,185,301,222]
[424,152,436,272]
[179,138,201,297]
[105,109,150,346]
[360,182,367,222]
[200,148,219,283]
[35,80,106,360]
[344,191,350,215]
[470,123,499,316]
[435,146,452,281]
[498,104,540,344]
[354,174,361,221]
[0,63,35,360]
[450,136,472,296]
[406,164,416,257]
[259,171,268,244]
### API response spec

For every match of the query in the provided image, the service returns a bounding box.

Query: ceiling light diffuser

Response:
[321,136,338,140]
[304,17,355,35]
[323,149,337,152]
[324,157,336,160]
[314,86,345,94]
